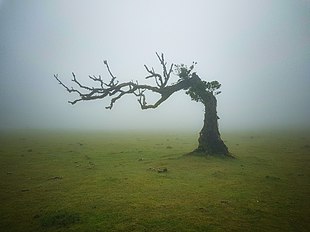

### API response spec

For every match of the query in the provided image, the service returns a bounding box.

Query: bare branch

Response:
[71,73,93,91]
[53,53,199,108]
[143,53,174,89]
[155,52,173,87]
[54,74,72,93]
[144,65,161,87]
[54,74,87,104]
[103,60,118,87]
[88,75,104,88]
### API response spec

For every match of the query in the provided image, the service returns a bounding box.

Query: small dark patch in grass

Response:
[197,205,216,213]
[84,155,90,160]
[265,175,281,181]
[242,207,265,221]
[105,177,121,183]
[48,176,63,181]
[198,207,207,212]
[157,167,168,173]
[148,167,168,173]
[220,200,229,204]
[40,211,81,228]
[27,149,33,152]
[302,144,310,149]
[211,171,225,178]
[166,146,173,149]
[87,161,95,169]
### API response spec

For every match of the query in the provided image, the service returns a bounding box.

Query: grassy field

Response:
[0,130,309,232]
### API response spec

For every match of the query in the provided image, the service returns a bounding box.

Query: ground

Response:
[0,130,309,232]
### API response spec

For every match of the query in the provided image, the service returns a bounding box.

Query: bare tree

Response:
[54,53,229,156]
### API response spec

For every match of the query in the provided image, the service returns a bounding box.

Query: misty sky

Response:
[0,0,309,131]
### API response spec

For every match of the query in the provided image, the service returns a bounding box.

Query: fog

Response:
[0,0,309,132]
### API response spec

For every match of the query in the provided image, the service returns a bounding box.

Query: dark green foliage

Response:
[174,63,222,103]
[186,75,208,102]
[174,63,205,102]
[206,80,221,95]
[174,62,196,80]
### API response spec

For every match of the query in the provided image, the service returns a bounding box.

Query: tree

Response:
[54,53,229,156]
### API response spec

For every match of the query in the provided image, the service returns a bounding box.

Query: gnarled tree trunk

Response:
[195,93,229,156]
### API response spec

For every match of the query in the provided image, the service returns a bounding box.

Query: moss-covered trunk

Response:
[196,93,229,156]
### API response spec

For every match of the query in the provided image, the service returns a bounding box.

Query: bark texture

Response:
[196,93,229,155]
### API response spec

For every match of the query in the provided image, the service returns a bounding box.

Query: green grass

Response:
[0,130,309,231]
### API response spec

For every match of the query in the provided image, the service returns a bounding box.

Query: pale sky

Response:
[0,0,309,131]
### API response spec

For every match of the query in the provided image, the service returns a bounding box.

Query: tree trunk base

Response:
[196,138,229,156]
[185,150,235,158]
